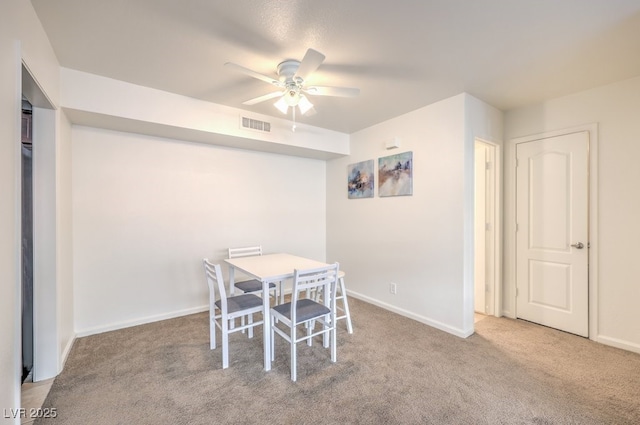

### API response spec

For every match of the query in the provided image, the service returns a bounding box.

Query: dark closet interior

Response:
[22,97,33,383]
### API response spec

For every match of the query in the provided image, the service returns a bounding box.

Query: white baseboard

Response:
[58,334,76,373]
[501,309,515,319]
[75,305,209,338]
[347,290,473,338]
[594,334,640,355]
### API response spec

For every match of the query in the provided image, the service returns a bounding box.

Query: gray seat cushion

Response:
[235,279,276,293]
[215,294,263,314]
[272,299,330,324]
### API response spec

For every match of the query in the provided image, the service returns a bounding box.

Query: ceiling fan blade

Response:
[242,91,284,106]
[224,62,282,87]
[305,85,360,97]
[294,48,325,82]
[303,106,317,116]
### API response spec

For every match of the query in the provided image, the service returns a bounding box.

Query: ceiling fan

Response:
[225,48,360,118]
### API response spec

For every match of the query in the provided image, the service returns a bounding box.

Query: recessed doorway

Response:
[21,97,34,383]
[474,139,501,318]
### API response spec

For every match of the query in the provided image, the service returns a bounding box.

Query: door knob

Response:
[571,242,584,249]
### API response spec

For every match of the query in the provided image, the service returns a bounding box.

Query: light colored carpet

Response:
[37,298,640,424]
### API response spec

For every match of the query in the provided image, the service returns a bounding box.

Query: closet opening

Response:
[21,96,34,383]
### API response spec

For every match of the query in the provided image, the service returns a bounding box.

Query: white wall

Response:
[1,0,68,420]
[0,23,22,423]
[327,93,502,337]
[57,111,75,369]
[504,75,640,353]
[72,126,328,335]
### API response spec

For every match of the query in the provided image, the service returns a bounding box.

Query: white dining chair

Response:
[228,246,283,304]
[203,259,264,369]
[335,270,353,333]
[306,270,353,334]
[270,262,339,381]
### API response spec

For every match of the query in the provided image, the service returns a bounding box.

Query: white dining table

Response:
[224,253,331,371]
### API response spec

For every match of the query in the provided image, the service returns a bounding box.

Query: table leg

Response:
[263,279,271,371]
[227,266,236,330]
[229,266,235,295]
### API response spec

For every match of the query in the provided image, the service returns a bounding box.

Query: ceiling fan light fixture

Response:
[298,95,313,115]
[274,96,289,114]
[283,89,300,106]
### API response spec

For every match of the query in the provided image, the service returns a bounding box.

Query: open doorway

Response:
[21,63,60,382]
[21,97,34,383]
[474,139,501,319]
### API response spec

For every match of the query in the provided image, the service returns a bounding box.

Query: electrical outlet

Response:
[389,282,397,294]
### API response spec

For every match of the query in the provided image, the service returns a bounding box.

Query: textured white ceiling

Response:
[31,0,640,134]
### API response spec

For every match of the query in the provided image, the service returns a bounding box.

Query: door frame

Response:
[505,124,599,339]
[474,138,502,318]
[22,62,60,381]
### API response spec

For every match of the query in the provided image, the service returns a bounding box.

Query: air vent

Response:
[240,116,271,133]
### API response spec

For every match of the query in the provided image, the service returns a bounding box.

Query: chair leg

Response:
[221,318,230,369]
[229,286,236,331]
[307,320,313,346]
[323,313,330,349]
[306,286,320,347]
[210,313,216,350]
[291,326,297,382]
[331,316,337,363]
[248,313,254,339]
[270,315,275,362]
[339,277,354,334]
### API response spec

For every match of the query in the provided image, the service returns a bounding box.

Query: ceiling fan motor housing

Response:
[277,60,301,82]
[278,60,304,105]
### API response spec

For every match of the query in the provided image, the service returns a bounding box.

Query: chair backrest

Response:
[203,259,228,313]
[291,263,339,324]
[228,245,263,259]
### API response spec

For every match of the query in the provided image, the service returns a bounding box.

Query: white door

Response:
[516,131,589,337]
